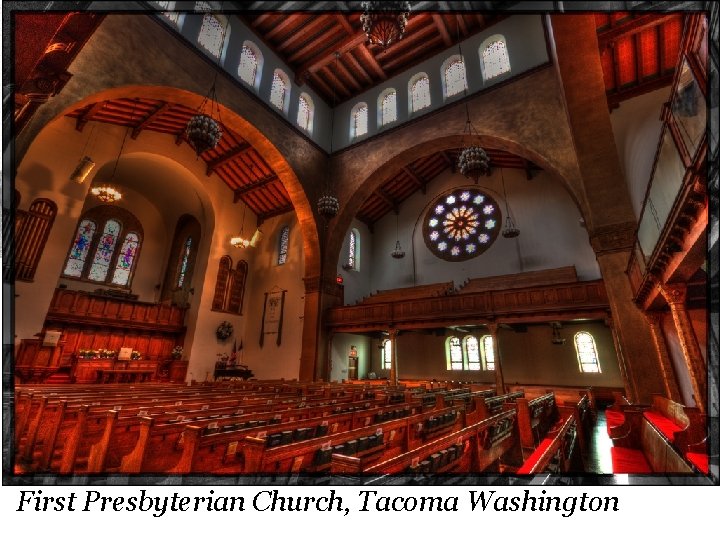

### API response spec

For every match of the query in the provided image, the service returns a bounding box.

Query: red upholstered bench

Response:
[610,446,652,474]
[517,437,554,474]
[605,410,625,435]
[643,411,683,442]
[686,452,709,474]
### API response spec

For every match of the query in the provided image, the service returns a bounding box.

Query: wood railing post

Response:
[119,416,154,473]
[241,436,266,473]
[86,410,118,473]
[59,405,89,473]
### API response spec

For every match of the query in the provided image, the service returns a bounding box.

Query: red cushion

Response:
[686,452,709,474]
[610,446,652,474]
[605,410,625,429]
[518,437,554,474]
[643,411,683,442]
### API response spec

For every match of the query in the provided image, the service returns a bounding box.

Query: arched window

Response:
[446,336,463,370]
[409,73,431,113]
[238,41,262,89]
[574,331,601,373]
[345,229,360,270]
[15,198,57,281]
[155,1,180,25]
[481,335,495,370]
[378,89,397,126]
[297,93,314,133]
[350,102,368,139]
[211,255,233,311]
[465,336,481,370]
[176,237,193,287]
[63,206,143,288]
[443,55,467,98]
[480,35,511,81]
[270,69,290,112]
[277,225,289,265]
[197,8,228,60]
[382,339,392,370]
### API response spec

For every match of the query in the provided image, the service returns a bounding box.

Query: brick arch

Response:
[29,85,322,280]
[325,133,587,272]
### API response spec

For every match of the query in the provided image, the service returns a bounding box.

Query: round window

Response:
[422,187,501,262]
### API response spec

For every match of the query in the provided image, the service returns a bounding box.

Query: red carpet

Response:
[686,452,709,474]
[643,411,683,442]
[610,446,652,473]
[518,437,554,474]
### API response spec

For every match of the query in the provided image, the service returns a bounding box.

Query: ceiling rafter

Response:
[257,204,294,224]
[206,142,252,176]
[432,14,452,47]
[597,13,677,48]
[295,31,367,84]
[75,100,106,131]
[233,174,279,202]
[131,101,172,139]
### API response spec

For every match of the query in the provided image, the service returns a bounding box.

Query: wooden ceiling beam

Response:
[233,174,279,202]
[265,13,301,41]
[206,142,252,176]
[75,100,106,131]
[308,73,335,102]
[356,43,386,80]
[296,31,367,83]
[597,14,676,48]
[257,204,294,224]
[321,66,351,99]
[376,187,398,213]
[403,166,427,194]
[432,14,452,47]
[334,56,362,91]
[279,14,333,53]
[634,32,643,84]
[343,50,373,85]
[287,26,344,64]
[131,101,172,139]
[251,13,274,28]
[457,13,467,37]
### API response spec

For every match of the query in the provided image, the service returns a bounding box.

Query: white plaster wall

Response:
[365,167,599,295]
[329,332,372,382]
[610,86,669,220]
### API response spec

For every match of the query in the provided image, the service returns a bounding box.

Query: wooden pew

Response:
[342,409,519,475]
[514,392,558,451]
[517,413,580,474]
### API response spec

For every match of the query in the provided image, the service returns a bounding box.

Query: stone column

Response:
[605,316,637,402]
[487,323,505,394]
[644,311,683,402]
[658,283,707,412]
[388,328,399,386]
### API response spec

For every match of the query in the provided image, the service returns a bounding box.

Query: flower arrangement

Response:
[77,349,97,359]
[171,345,184,359]
[216,321,233,341]
[130,350,142,360]
[97,349,116,359]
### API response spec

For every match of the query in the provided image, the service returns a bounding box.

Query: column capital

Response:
[387,328,399,338]
[657,283,687,306]
[588,221,636,255]
[486,322,499,335]
[303,275,342,296]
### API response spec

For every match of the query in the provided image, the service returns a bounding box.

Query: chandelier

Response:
[231,202,254,248]
[230,234,251,249]
[390,213,405,259]
[453,15,490,182]
[185,17,228,156]
[317,53,341,220]
[91,185,122,203]
[361,1,411,49]
[551,322,566,345]
[500,168,520,238]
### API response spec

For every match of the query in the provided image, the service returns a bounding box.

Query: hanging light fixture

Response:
[230,200,252,248]
[391,212,405,259]
[185,15,229,156]
[360,1,411,50]
[453,15,490,183]
[317,53,341,220]
[500,168,520,238]
[90,99,139,204]
[551,322,566,345]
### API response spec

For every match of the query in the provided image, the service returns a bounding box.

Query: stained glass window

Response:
[382,339,392,370]
[352,103,368,138]
[347,230,357,269]
[444,57,467,97]
[270,70,288,111]
[410,74,431,112]
[112,232,140,286]
[198,12,226,59]
[297,94,313,132]
[238,44,258,86]
[423,188,501,261]
[63,219,96,277]
[482,335,495,370]
[278,226,289,265]
[481,38,511,81]
[465,336,480,370]
[447,336,463,370]
[380,90,397,126]
[88,219,120,282]
[176,237,192,287]
[575,331,601,373]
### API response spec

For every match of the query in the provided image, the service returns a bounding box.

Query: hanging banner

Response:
[259,288,286,347]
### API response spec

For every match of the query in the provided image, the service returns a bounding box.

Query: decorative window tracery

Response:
[575,331,601,373]
[278,225,289,265]
[447,336,463,370]
[379,89,397,126]
[410,74,431,112]
[481,37,511,81]
[423,188,502,262]
[444,56,467,97]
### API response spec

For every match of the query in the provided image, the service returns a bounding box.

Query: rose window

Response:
[422,188,501,261]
